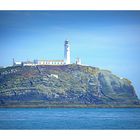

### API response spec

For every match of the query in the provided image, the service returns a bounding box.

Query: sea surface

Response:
[0,108,140,129]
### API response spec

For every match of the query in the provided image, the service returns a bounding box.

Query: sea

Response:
[0,108,140,129]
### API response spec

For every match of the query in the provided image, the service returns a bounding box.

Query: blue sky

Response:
[0,11,140,97]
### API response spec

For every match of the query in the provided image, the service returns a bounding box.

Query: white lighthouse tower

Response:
[64,40,70,64]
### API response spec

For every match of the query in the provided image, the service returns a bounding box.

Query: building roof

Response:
[37,60,64,62]
[46,60,64,62]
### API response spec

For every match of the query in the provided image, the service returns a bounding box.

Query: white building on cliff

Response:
[13,39,81,66]
[64,40,70,64]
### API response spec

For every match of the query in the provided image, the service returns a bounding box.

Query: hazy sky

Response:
[0,11,140,97]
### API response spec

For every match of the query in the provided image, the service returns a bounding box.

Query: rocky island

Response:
[0,64,139,108]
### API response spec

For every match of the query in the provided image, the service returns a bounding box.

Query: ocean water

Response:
[0,108,140,129]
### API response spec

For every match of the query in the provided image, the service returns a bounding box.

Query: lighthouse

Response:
[64,40,70,64]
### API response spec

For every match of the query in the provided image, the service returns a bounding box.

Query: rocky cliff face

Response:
[0,64,139,107]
